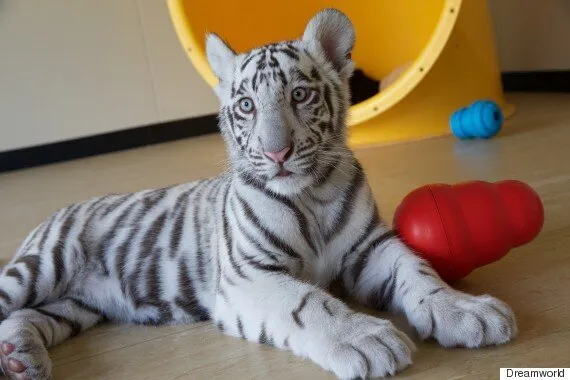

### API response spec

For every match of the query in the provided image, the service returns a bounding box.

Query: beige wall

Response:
[489,0,570,72]
[0,0,218,152]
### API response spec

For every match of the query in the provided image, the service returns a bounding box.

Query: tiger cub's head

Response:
[206,9,355,195]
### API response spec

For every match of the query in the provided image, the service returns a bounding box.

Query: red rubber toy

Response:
[393,180,544,283]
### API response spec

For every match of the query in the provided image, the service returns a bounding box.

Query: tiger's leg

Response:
[0,298,104,380]
[0,251,53,323]
[0,258,35,320]
[342,228,517,348]
[214,267,415,379]
[0,203,99,379]
[0,202,92,320]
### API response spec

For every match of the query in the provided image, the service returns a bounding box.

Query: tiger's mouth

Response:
[277,168,292,177]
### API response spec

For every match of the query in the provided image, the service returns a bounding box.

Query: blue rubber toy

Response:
[450,100,504,139]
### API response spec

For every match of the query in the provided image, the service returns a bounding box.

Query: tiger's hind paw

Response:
[0,320,52,380]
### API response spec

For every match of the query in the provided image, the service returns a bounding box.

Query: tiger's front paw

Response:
[411,289,517,348]
[319,313,415,379]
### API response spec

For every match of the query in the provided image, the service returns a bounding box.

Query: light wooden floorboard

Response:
[1,93,569,379]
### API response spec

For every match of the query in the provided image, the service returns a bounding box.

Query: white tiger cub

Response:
[0,9,516,380]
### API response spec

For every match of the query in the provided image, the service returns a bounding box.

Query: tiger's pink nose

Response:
[264,147,291,163]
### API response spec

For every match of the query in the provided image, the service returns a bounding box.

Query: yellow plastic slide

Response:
[168,0,513,146]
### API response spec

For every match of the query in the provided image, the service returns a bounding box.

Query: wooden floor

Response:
[1,93,569,379]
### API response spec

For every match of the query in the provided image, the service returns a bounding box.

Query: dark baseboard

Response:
[0,114,219,173]
[501,70,570,92]
[1,70,568,174]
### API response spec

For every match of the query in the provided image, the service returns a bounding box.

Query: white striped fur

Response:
[0,9,516,380]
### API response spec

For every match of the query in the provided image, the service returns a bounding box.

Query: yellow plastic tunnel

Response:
[168,0,513,147]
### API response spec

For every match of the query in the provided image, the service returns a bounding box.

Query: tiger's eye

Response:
[239,97,255,113]
[292,87,308,103]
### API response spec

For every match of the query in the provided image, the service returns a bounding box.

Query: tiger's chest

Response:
[267,196,366,286]
[226,184,373,286]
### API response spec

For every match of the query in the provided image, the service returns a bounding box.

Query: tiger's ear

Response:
[206,33,236,83]
[302,9,355,80]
